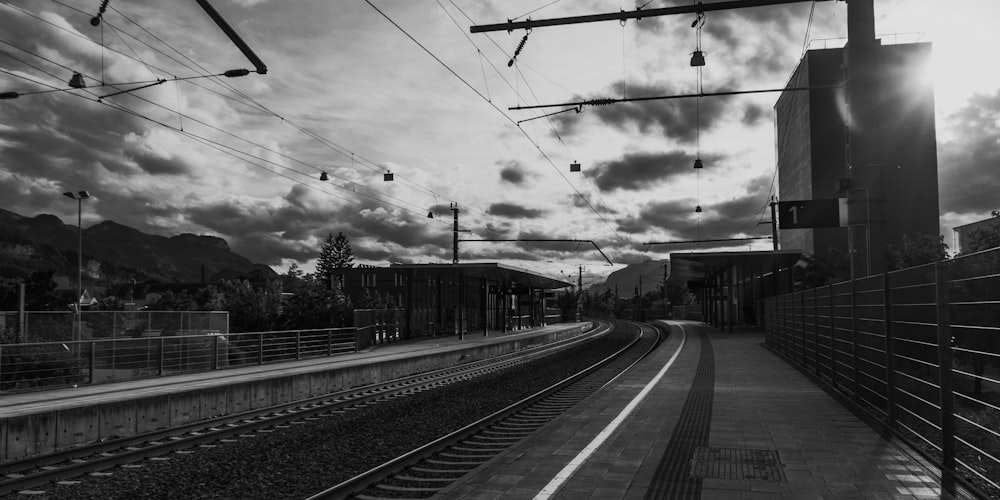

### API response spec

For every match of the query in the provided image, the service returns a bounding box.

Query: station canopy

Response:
[669,250,803,277]
[390,262,573,290]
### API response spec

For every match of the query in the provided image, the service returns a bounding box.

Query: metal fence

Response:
[0,328,356,391]
[353,308,403,350]
[764,247,1000,497]
[0,310,230,343]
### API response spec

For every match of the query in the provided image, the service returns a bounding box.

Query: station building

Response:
[775,41,939,275]
[953,215,1000,255]
[336,263,572,339]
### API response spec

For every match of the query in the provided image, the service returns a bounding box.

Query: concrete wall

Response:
[0,324,588,463]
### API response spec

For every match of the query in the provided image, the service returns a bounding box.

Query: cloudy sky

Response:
[1,0,998,283]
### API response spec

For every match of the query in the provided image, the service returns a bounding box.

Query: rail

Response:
[0,328,357,392]
[764,247,1000,498]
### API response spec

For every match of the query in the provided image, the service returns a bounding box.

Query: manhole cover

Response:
[690,447,786,482]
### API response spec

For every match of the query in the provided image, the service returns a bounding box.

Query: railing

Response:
[0,328,356,392]
[764,247,1000,498]
[353,309,403,350]
[1,310,230,343]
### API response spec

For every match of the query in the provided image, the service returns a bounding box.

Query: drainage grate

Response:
[690,447,786,482]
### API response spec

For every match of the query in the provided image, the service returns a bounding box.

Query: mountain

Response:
[587,260,669,297]
[0,208,276,284]
[586,258,704,297]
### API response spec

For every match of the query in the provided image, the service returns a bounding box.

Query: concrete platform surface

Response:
[439,320,974,500]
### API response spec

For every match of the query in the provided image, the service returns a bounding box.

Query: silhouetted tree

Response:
[317,232,355,289]
[280,275,352,329]
[886,232,949,271]
[966,221,1000,253]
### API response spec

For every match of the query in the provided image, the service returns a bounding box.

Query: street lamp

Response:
[838,180,871,277]
[63,190,90,340]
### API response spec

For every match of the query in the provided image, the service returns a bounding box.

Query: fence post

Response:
[159,337,165,376]
[934,260,956,495]
[212,335,219,370]
[850,276,860,403]
[800,290,807,367]
[883,271,897,426]
[829,283,836,389]
[327,330,332,356]
[296,330,302,360]
[89,341,96,384]
[258,334,264,365]
[813,289,820,376]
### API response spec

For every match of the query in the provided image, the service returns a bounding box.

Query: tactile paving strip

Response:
[690,447,787,482]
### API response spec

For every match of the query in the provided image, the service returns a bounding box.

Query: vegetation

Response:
[886,231,949,270]
[316,232,355,289]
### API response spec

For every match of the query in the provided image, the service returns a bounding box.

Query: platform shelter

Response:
[670,250,802,332]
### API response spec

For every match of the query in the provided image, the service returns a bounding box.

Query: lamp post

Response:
[63,190,90,340]
[846,187,871,277]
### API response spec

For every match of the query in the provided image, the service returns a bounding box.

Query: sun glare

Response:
[924,0,1000,111]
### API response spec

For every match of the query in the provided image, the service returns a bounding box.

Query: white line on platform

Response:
[533,321,688,500]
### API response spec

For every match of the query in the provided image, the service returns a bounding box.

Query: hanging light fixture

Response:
[693,158,703,169]
[319,171,329,181]
[383,170,394,182]
[690,50,706,67]
[68,72,86,89]
[569,162,581,172]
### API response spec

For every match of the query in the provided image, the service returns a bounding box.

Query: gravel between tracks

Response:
[6,325,650,500]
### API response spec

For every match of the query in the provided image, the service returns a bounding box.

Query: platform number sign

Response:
[777,199,847,229]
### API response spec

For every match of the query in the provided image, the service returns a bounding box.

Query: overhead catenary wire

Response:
[368,0,625,246]
[0,47,449,228]
[23,0,515,236]
[29,0,468,212]
[439,1,628,245]
[4,58,450,226]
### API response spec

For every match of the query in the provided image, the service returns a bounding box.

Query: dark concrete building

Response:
[337,263,571,339]
[775,42,939,276]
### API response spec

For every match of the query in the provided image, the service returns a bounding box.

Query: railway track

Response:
[0,322,611,497]
[307,320,664,500]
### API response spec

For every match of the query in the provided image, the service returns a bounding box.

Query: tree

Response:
[280,262,305,293]
[316,232,355,289]
[966,223,1000,253]
[886,232,949,271]
[280,275,352,329]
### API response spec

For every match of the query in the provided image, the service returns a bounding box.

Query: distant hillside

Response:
[0,208,276,284]
[587,260,669,297]
[587,258,703,297]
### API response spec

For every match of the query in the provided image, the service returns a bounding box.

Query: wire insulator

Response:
[587,98,616,106]
[507,33,530,67]
[91,0,111,26]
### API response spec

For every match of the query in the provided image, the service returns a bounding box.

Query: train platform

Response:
[440,320,976,500]
[0,322,592,464]
[0,323,590,419]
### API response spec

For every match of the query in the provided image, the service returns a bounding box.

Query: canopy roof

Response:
[390,262,573,290]
[670,250,803,277]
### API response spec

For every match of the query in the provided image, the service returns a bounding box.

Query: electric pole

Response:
[451,203,459,264]
[770,196,779,251]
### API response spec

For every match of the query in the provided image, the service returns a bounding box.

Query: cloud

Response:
[615,175,772,241]
[551,82,731,142]
[741,103,767,126]
[585,150,721,192]
[568,193,619,215]
[939,91,1000,215]
[486,202,546,219]
[497,159,533,185]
